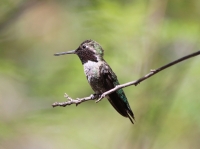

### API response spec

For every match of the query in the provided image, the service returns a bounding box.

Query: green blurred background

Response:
[0,0,200,149]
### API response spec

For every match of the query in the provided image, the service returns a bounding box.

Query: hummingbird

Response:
[54,40,135,123]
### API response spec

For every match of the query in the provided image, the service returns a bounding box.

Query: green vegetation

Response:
[0,0,200,149]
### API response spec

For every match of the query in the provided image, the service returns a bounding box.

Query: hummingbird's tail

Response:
[107,90,135,124]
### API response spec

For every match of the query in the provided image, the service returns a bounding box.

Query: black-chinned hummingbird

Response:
[54,40,135,123]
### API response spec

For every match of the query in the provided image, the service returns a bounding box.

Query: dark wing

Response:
[100,63,135,123]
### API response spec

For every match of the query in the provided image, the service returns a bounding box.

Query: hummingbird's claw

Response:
[90,93,97,99]
[95,93,105,103]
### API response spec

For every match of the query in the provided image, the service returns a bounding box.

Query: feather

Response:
[100,63,135,123]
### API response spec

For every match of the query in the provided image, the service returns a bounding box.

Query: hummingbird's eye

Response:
[82,45,86,49]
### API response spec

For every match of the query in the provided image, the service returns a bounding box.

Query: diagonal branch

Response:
[52,50,200,107]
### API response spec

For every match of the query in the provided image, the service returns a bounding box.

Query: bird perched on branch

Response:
[54,40,135,123]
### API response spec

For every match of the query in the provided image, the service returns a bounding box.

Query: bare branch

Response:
[52,50,200,107]
[52,93,98,107]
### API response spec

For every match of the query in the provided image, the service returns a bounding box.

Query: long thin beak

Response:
[54,50,76,56]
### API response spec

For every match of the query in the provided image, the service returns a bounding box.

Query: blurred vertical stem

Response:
[0,0,40,33]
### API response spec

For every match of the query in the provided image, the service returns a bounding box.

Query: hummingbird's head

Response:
[54,40,104,64]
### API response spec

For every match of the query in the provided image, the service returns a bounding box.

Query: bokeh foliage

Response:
[0,0,200,149]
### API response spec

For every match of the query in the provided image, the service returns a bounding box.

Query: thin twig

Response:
[52,50,200,107]
[52,93,98,107]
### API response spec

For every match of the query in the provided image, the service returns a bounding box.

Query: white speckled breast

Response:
[83,61,105,93]
[84,61,100,79]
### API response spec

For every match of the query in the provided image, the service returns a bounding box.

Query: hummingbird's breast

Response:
[83,61,105,94]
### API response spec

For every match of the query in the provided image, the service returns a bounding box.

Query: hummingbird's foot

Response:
[95,93,105,103]
[90,94,96,99]
[90,93,101,100]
